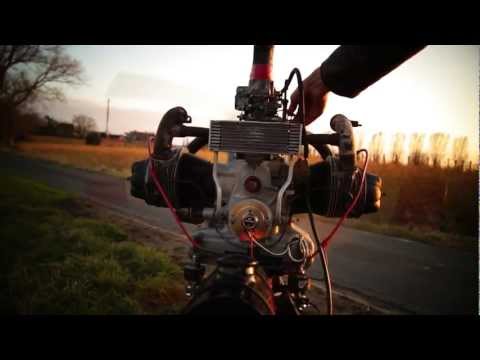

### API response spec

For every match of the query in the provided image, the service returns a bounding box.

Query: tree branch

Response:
[0,45,85,109]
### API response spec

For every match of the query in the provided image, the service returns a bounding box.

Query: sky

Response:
[45,45,479,162]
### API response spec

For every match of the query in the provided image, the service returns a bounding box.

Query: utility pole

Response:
[106,98,110,138]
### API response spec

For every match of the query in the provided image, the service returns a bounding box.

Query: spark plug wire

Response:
[317,148,369,251]
[147,137,198,247]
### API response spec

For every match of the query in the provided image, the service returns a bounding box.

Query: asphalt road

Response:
[1,151,478,314]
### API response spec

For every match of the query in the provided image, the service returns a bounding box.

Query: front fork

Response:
[183,256,315,315]
[183,254,205,298]
[271,269,314,315]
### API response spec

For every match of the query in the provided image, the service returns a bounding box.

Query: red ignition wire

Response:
[245,229,256,259]
[147,137,198,247]
[250,233,253,259]
[320,149,370,251]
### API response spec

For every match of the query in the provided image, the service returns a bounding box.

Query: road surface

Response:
[1,151,478,314]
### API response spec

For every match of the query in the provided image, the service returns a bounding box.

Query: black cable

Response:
[294,69,309,160]
[282,67,332,314]
[281,68,308,159]
[318,240,333,315]
[295,66,332,314]
[305,182,333,315]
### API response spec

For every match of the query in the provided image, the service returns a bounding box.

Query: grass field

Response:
[14,135,479,249]
[0,175,185,314]
[15,136,150,178]
[359,162,478,237]
[15,135,227,177]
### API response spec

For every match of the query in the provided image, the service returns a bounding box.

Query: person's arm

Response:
[320,45,426,98]
[288,45,426,125]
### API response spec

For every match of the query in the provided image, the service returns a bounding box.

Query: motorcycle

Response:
[130,45,383,315]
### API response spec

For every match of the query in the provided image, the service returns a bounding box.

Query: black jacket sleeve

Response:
[320,45,426,98]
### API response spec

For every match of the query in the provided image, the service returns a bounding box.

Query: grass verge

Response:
[0,175,185,314]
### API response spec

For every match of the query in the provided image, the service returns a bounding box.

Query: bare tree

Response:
[452,136,469,170]
[408,133,425,165]
[72,114,97,138]
[429,132,450,167]
[0,45,84,145]
[369,132,384,163]
[391,133,406,164]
